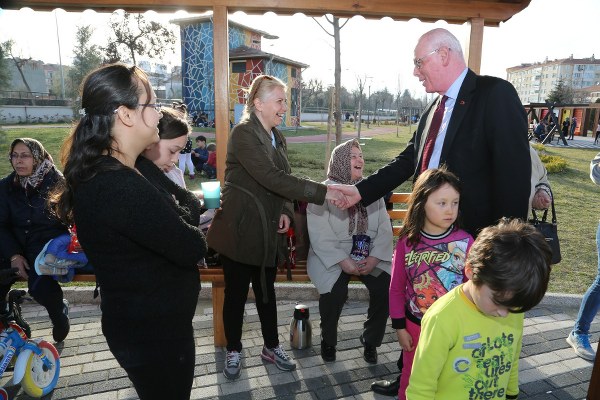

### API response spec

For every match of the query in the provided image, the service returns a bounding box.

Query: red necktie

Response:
[420,95,448,172]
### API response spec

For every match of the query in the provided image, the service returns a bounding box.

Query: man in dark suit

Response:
[331,28,531,395]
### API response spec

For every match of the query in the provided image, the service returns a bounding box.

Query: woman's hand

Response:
[277,214,291,233]
[339,257,360,275]
[397,329,414,352]
[356,256,379,275]
[10,255,29,280]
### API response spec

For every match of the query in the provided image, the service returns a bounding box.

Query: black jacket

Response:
[73,156,207,348]
[0,168,67,266]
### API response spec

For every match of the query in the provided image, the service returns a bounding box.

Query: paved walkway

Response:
[0,288,596,399]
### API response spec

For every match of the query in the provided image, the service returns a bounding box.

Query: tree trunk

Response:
[333,17,342,145]
[12,58,34,106]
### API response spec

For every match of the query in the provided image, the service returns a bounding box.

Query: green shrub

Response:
[540,154,567,173]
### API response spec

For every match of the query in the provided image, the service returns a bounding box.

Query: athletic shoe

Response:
[52,299,70,343]
[261,345,297,371]
[223,350,242,380]
[567,331,596,361]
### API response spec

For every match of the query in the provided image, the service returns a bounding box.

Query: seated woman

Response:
[307,139,393,363]
[0,138,70,342]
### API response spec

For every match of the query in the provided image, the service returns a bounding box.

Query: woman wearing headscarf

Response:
[0,138,70,342]
[307,139,393,363]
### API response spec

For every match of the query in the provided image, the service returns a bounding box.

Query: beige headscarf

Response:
[327,139,368,235]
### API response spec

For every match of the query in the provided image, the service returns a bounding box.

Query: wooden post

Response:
[212,5,229,185]
[212,281,227,347]
[465,17,484,74]
[587,354,600,399]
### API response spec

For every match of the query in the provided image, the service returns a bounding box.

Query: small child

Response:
[203,143,217,179]
[192,135,209,171]
[390,167,474,400]
[406,218,552,400]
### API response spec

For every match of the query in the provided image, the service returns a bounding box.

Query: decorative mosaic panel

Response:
[181,20,301,126]
[181,22,215,120]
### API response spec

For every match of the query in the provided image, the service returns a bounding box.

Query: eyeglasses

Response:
[139,103,162,113]
[9,153,33,161]
[413,48,440,70]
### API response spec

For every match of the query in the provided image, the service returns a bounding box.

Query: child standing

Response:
[406,219,552,399]
[389,168,474,400]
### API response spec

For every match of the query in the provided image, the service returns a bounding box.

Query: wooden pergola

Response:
[5,1,600,398]
[4,0,534,180]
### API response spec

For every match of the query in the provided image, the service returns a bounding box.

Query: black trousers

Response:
[0,259,64,323]
[108,332,195,400]
[222,256,278,352]
[319,270,390,347]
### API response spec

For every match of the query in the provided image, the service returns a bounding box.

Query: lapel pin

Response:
[459,100,466,105]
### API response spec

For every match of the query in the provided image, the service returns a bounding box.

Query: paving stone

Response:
[4,291,596,399]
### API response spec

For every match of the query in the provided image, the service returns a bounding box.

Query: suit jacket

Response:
[357,69,531,236]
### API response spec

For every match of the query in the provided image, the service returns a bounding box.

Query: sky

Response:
[0,0,599,99]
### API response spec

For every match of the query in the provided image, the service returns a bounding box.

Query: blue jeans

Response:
[574,221,600,335]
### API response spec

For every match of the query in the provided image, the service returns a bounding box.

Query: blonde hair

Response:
[242,75,287,120]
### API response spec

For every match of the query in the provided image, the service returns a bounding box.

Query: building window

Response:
[232,62,246,73]
[291,68,297,78]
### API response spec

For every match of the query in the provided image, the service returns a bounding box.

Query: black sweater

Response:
[73,156,206,345]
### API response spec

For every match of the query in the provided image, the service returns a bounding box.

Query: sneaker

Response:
[261,345,297,371]
[360,334,378,364]
[223,350,242,380]
[321,340,336,362]
[52,299,70,343]
[567,331,596,361]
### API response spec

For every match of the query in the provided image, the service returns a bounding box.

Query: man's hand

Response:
[327,184,362,209]
[532,188,551,210]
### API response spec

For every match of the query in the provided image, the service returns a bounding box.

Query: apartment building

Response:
[507,55,600,104]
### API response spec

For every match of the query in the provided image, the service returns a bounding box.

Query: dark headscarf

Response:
[10,138,54,190]
[328,139,368,235]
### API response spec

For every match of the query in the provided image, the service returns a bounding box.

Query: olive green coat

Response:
[206,113,327,267]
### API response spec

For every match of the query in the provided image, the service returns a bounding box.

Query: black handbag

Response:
[529,195,561,264]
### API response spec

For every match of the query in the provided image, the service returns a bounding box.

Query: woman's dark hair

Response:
[467,218,552,313]
[49,63,151,224]
[157,105,190,140]
[399,166,462,246]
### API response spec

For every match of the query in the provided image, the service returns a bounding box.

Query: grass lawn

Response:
[1,124,597,294]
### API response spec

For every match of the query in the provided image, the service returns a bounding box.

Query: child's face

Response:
[143,135,188,172]
[423,183,459,235]
[464,280,512,318]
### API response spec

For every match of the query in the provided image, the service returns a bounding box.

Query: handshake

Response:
[324,184,361,209]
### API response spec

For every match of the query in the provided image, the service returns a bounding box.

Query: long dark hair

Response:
[49,63,151,225]
[399,166,462,246]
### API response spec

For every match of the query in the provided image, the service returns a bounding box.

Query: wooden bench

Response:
[70,193,410,347]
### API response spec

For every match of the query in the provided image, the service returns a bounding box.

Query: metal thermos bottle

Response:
[289,304,312,349]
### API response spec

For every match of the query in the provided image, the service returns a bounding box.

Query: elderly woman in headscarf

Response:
[0,138,70,342]
[307,138,393,364]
